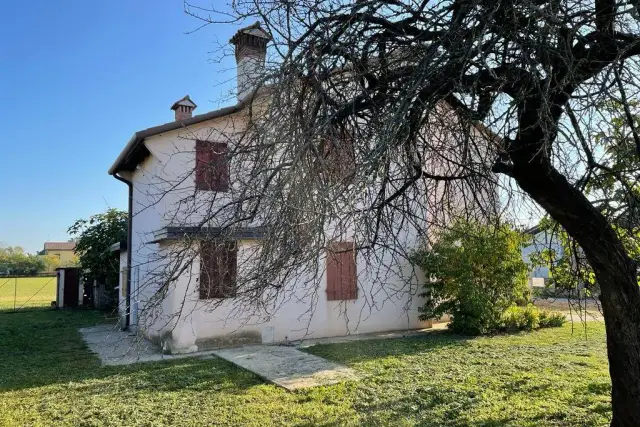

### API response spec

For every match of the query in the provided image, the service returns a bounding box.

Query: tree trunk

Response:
[511,163,640,427]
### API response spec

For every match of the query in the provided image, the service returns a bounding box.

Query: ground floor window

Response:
[326,241,357,300]
[199,240,238,299]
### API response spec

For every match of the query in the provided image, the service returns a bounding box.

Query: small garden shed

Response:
[56,267,82,308]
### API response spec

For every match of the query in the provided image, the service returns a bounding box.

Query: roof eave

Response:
[107,240,127,253]
[108,133,140,176]
[108,101,246,176]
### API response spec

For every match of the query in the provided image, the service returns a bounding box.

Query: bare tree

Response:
[121,0,640,424]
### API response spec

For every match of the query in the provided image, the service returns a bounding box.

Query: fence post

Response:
[13,277,17,311]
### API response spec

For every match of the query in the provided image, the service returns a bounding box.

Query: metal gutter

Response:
[113,173,133,331]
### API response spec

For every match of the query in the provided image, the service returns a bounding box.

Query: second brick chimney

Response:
[171,95,197,121]
[230,22,271,103]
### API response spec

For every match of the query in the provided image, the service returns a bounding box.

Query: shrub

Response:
[501,304,540,331]
[68,208,127,284]
[0,246,46,276]
[539,309,567,328]
[412,220,530,335]
[501,305,566,331]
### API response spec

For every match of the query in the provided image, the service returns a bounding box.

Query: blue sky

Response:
[0,1,239,253]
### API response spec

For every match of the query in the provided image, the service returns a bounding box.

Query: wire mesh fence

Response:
[0,274,57,312]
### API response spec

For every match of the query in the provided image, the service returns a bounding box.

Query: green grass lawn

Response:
[0,310,611,426]
[0,276,57,310]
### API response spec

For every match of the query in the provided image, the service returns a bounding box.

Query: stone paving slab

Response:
[80,324,168,365]
[80,325,233,366]
[213,345,359,390]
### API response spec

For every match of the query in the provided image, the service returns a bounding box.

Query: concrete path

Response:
[212,345,358,390]
[80,324,230,366]
[80,324,172,366]
[532,298,605,322]
[80,325,359,390]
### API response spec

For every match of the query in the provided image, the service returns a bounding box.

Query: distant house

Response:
[42,242,77,271]
[521,226,562,279]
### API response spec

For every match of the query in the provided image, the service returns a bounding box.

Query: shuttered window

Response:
[195,141,230,191]
[326,241,357,300]
[322,128,356,184]
[199,240,238,299]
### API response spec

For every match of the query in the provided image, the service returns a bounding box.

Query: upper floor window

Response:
[320,128,356,184]
[195,141,229,192]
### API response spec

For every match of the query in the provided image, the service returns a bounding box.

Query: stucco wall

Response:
[44,249,76,272]
[121,106,434,352]
[151,235,429,353]
[425,102,499,233]
[126,112,250,341]
[58,250,76,266]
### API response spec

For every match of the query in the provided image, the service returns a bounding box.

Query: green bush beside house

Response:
[412,220,565,335]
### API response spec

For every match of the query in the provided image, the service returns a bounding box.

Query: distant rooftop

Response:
[44,242,76,251]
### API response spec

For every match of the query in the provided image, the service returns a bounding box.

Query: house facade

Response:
[108,23,487,354]
[42,242,77,272]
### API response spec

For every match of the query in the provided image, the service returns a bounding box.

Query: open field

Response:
[0,310,611,426]
[0,276,57,310]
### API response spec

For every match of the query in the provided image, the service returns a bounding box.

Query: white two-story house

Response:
[109,23,491,354]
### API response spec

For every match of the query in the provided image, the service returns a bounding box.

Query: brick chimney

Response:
[171,95,197,121]
[230,22,271,103]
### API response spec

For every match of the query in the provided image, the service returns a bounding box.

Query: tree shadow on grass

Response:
[301,326,611,427]
[0,311,611,426]
[0,309,263,394]
[303,324,603,367]
[341,375,606,427]
[0,306,57,314]
[303,330,473,365]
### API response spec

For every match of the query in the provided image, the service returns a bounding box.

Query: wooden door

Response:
[63,269,79,307]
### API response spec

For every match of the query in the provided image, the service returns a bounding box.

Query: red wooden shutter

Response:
[196,140,213,191]
[326,241,357,301]
[326,248,339,300]
[221,241,237,297]
[195,141,229,192]
[210,143,229,191]
[199,240,217,298]
[200,240,237,299]
[321,128,355,183]
[341,244,357,299]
